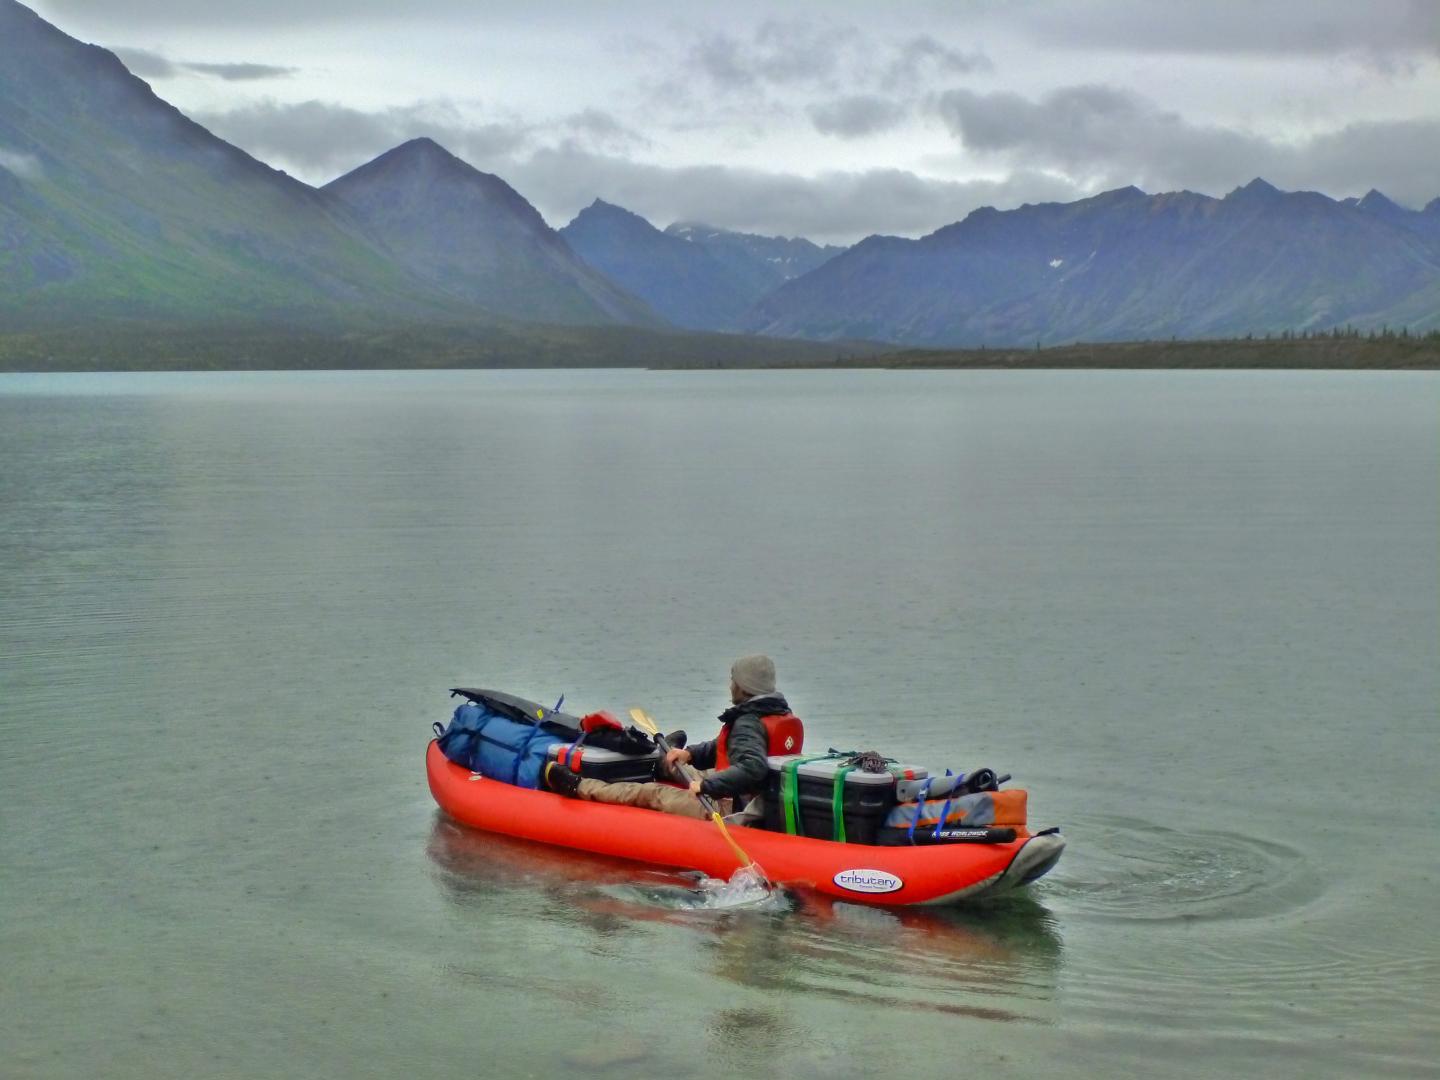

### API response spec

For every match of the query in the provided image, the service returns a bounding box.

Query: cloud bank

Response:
[31,0,1435,242]
[935,83,1440,207]
[505,145,1080,241]
[807,95,908,138]
[197,100,533,176]
[195,98,1080,242]
[1017,0,1440,60]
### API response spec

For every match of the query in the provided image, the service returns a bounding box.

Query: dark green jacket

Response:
[688,693,790,800]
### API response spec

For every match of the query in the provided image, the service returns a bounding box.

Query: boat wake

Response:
[687,864,785,911]
[601,864,793,914]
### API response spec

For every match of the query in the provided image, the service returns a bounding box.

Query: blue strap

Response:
[503,696,564,784]
[511,719,547,784]
[932,783,957,841]
[467,707,498,772]
[907,776,933,844]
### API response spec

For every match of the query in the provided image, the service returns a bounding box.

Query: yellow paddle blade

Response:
[712,812,755,868]
[627,707,658,735]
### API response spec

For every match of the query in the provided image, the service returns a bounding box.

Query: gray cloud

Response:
[0,147,44,180]
[937,83,1283,194]
[192,95,1084,241]
[562,109,651,153]
[938,84,1178,158]
[677,20,991,102]
[112,45,296,80]
[38,0,487,27]
[1286,118,1440,204]
[1017,0,1440,61]
[808,95,908,138]
[111,46,176,78]
[185,60,297,80]
[195,100,532,176]
[881,34,992,90]
[503,144,1082,242]
[34,0,1440,64]
[640,20,994,141]
[689,20,859,92]
[935,84,1440,207]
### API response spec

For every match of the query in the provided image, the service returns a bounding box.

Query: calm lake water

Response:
[2,369,1437,1079]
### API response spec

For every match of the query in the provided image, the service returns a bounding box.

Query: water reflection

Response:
[426,814,1064,1023]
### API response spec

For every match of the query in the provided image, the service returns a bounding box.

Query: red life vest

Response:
[715,713,805,769]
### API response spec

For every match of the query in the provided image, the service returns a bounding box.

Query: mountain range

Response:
[0,0,843,344]
[746,180,1440,345]
[2,0,1438,357]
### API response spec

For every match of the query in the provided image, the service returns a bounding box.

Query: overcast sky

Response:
[29,0,1440,243]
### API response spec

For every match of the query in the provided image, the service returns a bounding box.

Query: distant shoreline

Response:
[830,336,1440,371]
[1,325,1435,372]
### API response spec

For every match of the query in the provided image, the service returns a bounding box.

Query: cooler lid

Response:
[548,742,659,764]
[766,755,926,785]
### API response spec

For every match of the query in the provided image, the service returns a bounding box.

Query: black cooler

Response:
[545,742,659,784]
[761,755,928,844]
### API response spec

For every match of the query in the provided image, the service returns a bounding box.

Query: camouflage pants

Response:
[575,770,730,821]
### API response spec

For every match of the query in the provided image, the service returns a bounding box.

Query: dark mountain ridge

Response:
[558,200,761,330]
[323,139,658,326]
[663,221,844,294]
[747,179,1440,345]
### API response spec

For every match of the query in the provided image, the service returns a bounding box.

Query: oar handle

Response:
[652,731,722,816]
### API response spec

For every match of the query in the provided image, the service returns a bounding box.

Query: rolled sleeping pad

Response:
[897,772,965,802]
[895,768,1005,803]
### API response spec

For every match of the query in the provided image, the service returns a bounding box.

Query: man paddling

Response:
[544,654,803,820]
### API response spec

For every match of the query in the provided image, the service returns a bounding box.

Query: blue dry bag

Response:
[435,702,564,789]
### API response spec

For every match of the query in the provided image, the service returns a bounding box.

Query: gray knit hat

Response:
[730,654,777,697]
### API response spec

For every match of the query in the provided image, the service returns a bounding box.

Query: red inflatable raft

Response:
[426,741,1064,906]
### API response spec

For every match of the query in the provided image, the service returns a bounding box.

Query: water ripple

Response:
[1039,814,1323,923]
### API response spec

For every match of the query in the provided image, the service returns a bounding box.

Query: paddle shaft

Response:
[651,731,723,817]
[629,708,763,876]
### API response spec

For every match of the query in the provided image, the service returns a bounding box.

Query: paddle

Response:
[628,707,770,886]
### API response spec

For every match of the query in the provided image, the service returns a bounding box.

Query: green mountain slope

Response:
[0,1,661,333]
[0,0,458,329]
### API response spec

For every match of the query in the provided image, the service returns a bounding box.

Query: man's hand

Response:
[688,778,704,797]
[665,747,692,770]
